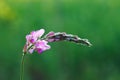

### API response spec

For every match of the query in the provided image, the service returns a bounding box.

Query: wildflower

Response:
[23,29,50,54]
[26,29,45,44]
[21,28,92,80]
[35,40,50,54]
[23,28,92,54]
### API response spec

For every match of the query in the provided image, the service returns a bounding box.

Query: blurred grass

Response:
[0,0,120,80]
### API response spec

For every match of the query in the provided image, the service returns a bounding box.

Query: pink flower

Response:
[26,29,45,44]
[35,40,50,53]
[23,29,51,54]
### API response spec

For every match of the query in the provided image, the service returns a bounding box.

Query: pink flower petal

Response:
[36,48,43,54]
[35,40,50,53]
[35,40,48,47]
[26,35,31,42]
[46,31,54,37]
[35,29,45,38]
[47,39,54,42]
[45,45,51,49]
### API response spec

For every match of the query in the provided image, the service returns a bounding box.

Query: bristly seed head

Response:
[45,32,92,47]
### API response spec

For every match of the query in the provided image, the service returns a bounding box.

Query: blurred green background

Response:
[0,0,120,80]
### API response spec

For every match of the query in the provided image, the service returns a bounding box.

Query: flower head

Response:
[23,29,50,54]
[35,40,50,53]
[23,28,92,54]
[26,29,45,44]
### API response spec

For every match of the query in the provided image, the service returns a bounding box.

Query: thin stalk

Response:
[20,53,26,80]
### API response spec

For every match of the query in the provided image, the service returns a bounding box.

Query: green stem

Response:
[20,53,26,80]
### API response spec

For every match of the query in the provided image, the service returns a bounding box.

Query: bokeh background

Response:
[0,0,120,80]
